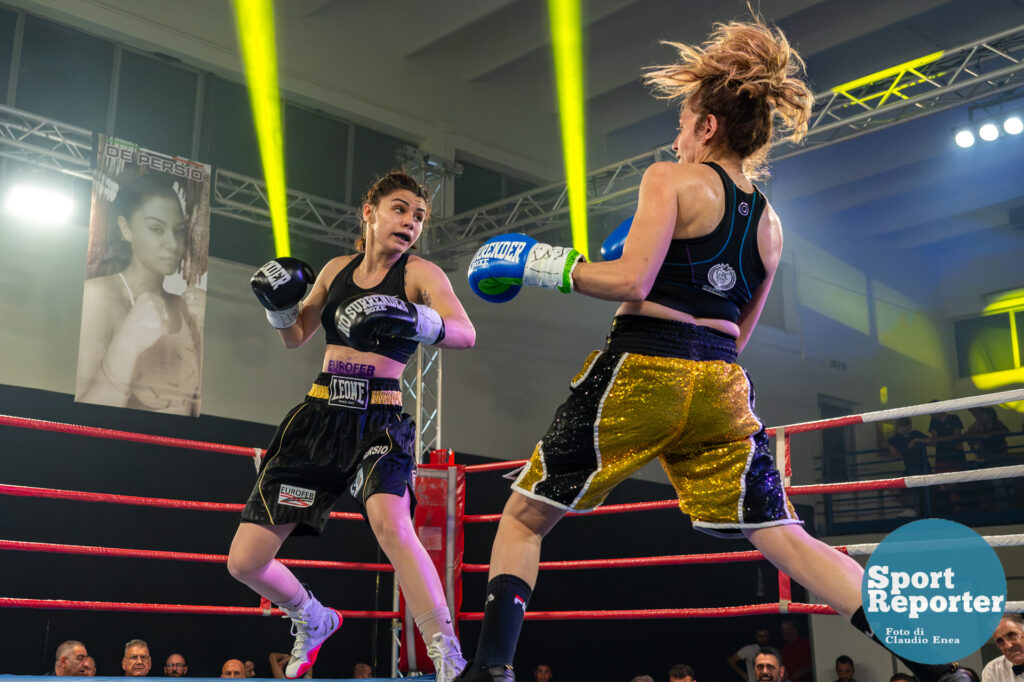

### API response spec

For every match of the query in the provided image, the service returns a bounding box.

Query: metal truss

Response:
[5,22,1023,259]
[775,23,1024,159]
[431,22,1024,248]
[394,147,455,460]
[0,104,93,179]
[432,145,677,255]
[212,168,363,250]
[5,23,1022,260]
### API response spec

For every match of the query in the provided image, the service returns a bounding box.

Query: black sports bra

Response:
[320,253,418,364]
[644,162,767,324]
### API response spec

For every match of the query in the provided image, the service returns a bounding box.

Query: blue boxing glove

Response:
[467,233,586,303]
[601,216,632,261]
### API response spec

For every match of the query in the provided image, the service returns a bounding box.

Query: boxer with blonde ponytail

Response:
[644,13,812,179]
[460,11,968,682]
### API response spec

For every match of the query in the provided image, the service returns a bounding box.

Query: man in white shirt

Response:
[728,629,773,681]
[982,614,1024,682]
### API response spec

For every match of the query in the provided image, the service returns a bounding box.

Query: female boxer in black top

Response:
[230,171,474,681]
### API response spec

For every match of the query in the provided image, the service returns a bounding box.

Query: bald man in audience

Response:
[51,640,89,676]
[982,614,1024,682]
[81,657,96,677]
[221,660,246,678]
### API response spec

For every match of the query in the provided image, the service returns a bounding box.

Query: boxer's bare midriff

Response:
[322,344,407,380]
[615,300,740,339]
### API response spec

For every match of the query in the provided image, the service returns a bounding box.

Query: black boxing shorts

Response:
[239,373,417,536]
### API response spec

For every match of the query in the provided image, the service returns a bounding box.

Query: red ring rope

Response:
[457,603,838,620]
[0,414,261,457]
[0,484,364,521]
[0,540,393,572]
[463,478,909,522]
[0,597,397,619]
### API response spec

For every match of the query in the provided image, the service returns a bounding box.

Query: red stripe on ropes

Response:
[464,478,909,523]
[0,540,393,572]
[0,597,397,618]
[788,478,906,495]
[464,459,528,473]
[462,549,767,572]
[0,484,364,521]
[465,499,679,523]
[776,415,865,435]
[778,572,792,602]
[0,414,262,457]
[784,431,792,479]
[458,603,837,620]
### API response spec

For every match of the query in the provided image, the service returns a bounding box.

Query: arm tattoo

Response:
[422,290,433,307]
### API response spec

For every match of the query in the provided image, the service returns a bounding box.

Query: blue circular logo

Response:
[863,519,1006,663]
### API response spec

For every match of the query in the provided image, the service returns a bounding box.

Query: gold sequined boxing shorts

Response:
[512,316,801,538]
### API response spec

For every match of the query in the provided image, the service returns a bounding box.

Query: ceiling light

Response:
[4,184,74,224]
[978,122,1000,141]
[1003,115,1023,135]
[954,129,975,148]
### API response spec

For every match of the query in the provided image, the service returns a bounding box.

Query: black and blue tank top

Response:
[644,161,767,324]
[321,252,418,364]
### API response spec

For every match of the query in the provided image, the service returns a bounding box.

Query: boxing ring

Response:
[2,389,1024,679]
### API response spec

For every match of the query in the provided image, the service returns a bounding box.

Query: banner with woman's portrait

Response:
[75,136,211,416]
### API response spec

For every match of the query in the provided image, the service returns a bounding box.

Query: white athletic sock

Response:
[276,584,311,612]
[414,604,456,642]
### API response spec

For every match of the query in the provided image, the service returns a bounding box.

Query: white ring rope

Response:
[904,464,1024,488]
[843,533,1024,555]
[780,388,1024,431]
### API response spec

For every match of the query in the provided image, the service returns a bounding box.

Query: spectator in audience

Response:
[754,647,787,682]
[929,403,967,512]
[81,657,97,677]
[122,640,152,677]
[352,662,373,678]
[630,676,655,682]
[268,653,311,680]
[728,628,773,680]
[966,407,1010,467]
[928,404,966,472]
[885,418,931,517]
[163,654,187,677]
[243,660,255,678]
[780,620,812,682]
[220,660,245,678]
[669,663,697,681]
[981,614,1024,682]
[51,640,89,676]
[832,656,855,682]
[533,663,554,681]
[890,675,916,682]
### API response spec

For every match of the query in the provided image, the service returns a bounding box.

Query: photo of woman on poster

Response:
[75,138,210,416]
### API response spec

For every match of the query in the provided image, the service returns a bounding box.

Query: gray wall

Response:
[1,207,959,472]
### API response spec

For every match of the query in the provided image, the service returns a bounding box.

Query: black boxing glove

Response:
[335,294,445,352]
[250,257,316,329]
